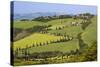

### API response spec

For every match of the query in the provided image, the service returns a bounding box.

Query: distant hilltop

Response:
[13,12,69,20]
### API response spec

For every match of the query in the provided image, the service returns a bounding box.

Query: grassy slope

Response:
[14,33,62,50]
[82,16,97,46]
[48,26,83,37]
[47,18,83,29]
[29,39,79,53]
[13,18,83,49]
[47,18,83,37]
[13,21,45,29]
[13,18,83,29]
[47,18,83,25]
[13,17,97,54]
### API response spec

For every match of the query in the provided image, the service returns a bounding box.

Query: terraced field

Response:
[14,33,62,50]
[13,16,97,66]
[13,17,96,51]
[29,39,79,53]
[12,1,97,66]
[13,18,82,50]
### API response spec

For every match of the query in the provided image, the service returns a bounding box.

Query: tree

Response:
[81,20,91,30]
[20,19,29,21]
[39,42,42,46]
[32,43,35,47]
[14,48,19,58]
[23,46,30,61]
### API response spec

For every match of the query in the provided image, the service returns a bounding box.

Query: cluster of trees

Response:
[71,13,93,30]
[13,38,97,64]
[14,49,80,61]
[13,13,97,65]
[15,36,72,50]
[55,26,67,30]
[20,19,30,21]
[31,36,72,47]
[50,33,72,41]
[13,25,52,41]
[19,13,94,23]
[14,41,97,64]
[13,35,73,61]
[26,25,49,33]
[19,14,72,22]
[32,15,72,22]
[78,13,94,19]
[70,13,93,30]
[69,41,97,62]
[81,20,91,30]
[73,13,94,20]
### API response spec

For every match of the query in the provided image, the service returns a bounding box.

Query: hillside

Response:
[12,15,97,66]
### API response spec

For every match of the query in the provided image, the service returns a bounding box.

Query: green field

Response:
[13,16,97,52]
[13,15,97,66]
[82,17,97,46]
[11,1,97,65]
[29,39,79,53]
[13,18,83,29]
[13,21,45,29]
[14,33,62,50]
[48,26,83,37]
